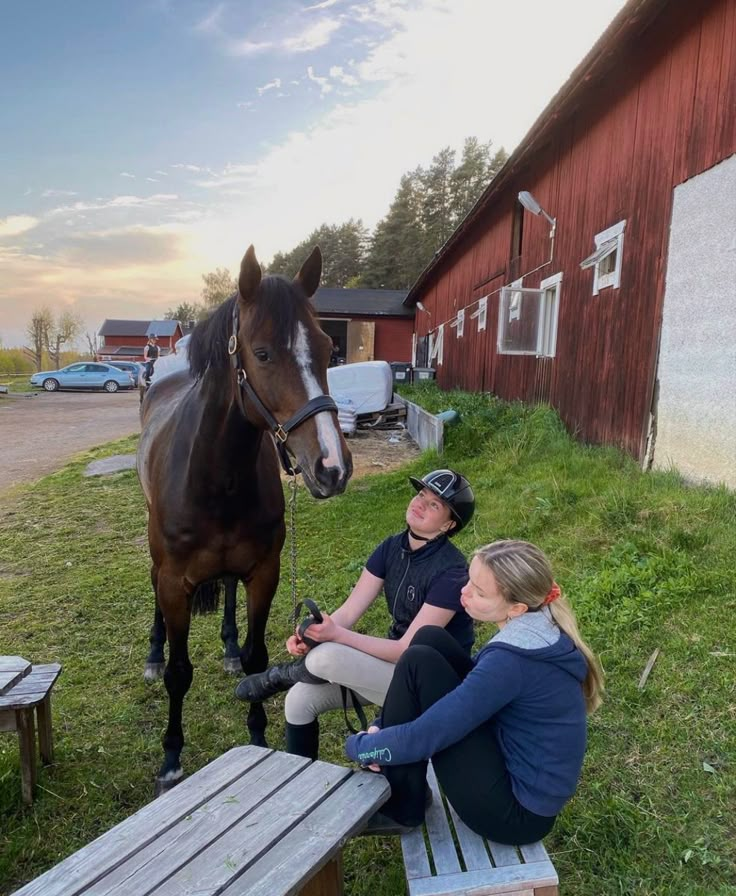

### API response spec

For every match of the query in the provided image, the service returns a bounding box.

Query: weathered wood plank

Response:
[84,750,310,896]
[153,760,357,896]
[37,698,54,764]
[219,771,389,896]
[17,708,36,805]
[519,842,550,864]
[0,657,31,695]
[405,860,558,896]
[401,826,432,882]
[445,799,492,872]
[423,764,461,875]
[12,746,274,896]
[487,841,523,868]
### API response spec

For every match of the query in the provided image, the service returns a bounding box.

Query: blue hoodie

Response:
[345,611,589,817]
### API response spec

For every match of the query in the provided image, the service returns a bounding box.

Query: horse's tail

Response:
[192,579,222,615]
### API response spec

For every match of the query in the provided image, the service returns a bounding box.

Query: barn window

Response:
[429,324,444,366]
[450,308,465,338]
[470,296,487,332]
[497,273,561,358]
[538,272,562,357]
[580,219,626,295]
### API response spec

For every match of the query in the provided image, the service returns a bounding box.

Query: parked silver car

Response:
[30,362,135,393]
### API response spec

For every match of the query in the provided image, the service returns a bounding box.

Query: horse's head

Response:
[232,244,352,498]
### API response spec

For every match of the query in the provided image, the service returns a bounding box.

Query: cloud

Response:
[0,215,40,238]
[172,163,205,172]
[120,171,136,178]
[62,227,183,267]
[227,16,341,56]
[307,66,332,95]
[195,3,225,33]
[41,189,78,198]
[282,18,341,52]
[257,78,282,96]
[306,0,341,9]
[50,194,180,215]
[237,100,255,110]
[155,170,168,176]
[329,65,359,87]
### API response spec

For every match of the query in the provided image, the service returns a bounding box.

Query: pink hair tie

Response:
[542,583,561,605]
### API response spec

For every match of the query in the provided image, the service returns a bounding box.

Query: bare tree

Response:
[26,307,54,371]
[85,331,99,358]
[47,312,83,369]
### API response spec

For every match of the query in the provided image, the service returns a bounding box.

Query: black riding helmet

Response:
[408,469,475,534]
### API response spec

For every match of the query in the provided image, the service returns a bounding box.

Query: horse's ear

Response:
[238,245,262,302]
[294,246,322,298]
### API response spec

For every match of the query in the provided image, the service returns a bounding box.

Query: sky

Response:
[0,0,628,349]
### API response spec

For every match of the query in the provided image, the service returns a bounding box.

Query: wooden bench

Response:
[12,745,390,896]
[401,764,559,896]
[0,657,62,804]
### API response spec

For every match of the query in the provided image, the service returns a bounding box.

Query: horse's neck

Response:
[186,372,264,482]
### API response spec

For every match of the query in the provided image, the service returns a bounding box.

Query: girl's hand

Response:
[366,725,381,771]
[286,634,309,656]
[301,610,339,644]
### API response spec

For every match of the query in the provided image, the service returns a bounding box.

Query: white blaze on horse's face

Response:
[293,322,347,474]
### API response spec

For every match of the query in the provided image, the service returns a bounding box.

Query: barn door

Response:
[346,321,375,362]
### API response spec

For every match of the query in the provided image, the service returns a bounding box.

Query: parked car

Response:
[108,360,144,382]
[30,362,135,393]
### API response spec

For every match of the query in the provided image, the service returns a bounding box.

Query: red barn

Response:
[406,0,735,486]
[97,319,182,363]
[313,288,414,364]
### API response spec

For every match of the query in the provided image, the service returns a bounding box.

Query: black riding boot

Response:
[285,720,320,760]
[235,657,325,703]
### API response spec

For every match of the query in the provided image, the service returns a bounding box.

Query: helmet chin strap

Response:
[407,526,445,543]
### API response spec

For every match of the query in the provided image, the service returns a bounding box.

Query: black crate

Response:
[389,362,413,384]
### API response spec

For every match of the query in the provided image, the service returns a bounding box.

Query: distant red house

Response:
[405,0,736,486]
[312,288,414,364]
[96,319,182,363]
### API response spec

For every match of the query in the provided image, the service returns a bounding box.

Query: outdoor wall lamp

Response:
[518,190,557,265]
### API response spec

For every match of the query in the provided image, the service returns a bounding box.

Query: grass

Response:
[0,387,734,895]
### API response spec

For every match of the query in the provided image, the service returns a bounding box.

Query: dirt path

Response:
[0,391,419,494]
[0,391,141,493]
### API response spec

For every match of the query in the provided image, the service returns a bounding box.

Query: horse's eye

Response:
[254,349,271,363]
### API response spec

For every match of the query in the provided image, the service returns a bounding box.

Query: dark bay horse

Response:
[137,244,352,793]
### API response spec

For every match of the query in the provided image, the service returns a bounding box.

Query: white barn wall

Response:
[655,154,736,487]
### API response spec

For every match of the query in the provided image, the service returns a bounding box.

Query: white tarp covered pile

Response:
[150,334,191,383]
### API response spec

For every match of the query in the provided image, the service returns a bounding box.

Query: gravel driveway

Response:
[0,390,141,494]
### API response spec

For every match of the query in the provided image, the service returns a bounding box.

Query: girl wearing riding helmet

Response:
[236,469,475,761]
[345,540,604,840]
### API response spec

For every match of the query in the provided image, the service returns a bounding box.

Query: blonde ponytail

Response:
[474,540,604,713]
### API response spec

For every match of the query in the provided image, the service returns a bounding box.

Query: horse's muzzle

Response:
[302,454,352,499]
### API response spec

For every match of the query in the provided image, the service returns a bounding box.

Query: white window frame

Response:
[451,308,464,338]
[508,276,524,320]
[429,324,444,366]
[537,272,562,358]
[469,296,488,332]
[580,220,626,295]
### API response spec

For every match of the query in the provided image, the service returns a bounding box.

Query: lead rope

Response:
[288,471,299,621]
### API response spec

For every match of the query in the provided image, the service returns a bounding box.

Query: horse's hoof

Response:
[223,656,242,675]
[249,731,268,748]
[144,663,165,682]
[154,771,184,797]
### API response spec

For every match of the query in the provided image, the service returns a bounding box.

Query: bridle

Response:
[228,301,338,475]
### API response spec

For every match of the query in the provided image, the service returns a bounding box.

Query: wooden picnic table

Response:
[0,657,62,803]
[0,656,31,695]
[12,745,391,896]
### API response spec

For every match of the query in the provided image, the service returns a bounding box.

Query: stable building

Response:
[97,319,182,363]
[405,0,736,487]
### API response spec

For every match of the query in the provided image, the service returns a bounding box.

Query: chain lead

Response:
[288,471,298,619]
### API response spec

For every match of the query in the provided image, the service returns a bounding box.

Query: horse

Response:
[136,244,352,794]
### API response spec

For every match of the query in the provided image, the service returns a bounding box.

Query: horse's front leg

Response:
[240,549,280,747]
[144,565,166,682]
[155,574,193,796]
[221,576,241,674]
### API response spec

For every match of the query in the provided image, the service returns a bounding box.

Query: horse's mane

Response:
[188,277,313,378]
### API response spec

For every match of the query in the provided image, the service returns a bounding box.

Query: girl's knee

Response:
[410,625,452,649]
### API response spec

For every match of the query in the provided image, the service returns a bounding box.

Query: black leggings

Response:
[378,626,556,845]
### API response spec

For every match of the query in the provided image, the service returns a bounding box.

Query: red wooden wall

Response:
[414,0,736,459]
